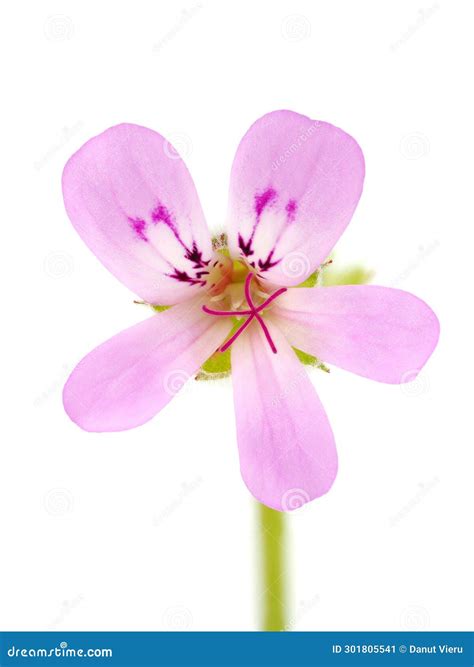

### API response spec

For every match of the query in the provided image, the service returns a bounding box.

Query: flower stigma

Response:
[203,258,287,354]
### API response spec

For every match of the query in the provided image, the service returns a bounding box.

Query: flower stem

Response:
[257,502,288,631]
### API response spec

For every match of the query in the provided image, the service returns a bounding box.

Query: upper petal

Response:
[62,123,212,305]
[231,320,337,511]
[271,285,440,383]
[226,110,364,286]
[63,299,230,432]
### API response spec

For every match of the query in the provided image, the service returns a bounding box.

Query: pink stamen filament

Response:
[202,273,287,354]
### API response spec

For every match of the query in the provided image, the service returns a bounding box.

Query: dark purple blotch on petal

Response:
[258,249,280,272]
[238,187,278,259]
[285,198,298,222]
[128,200,210,288]
[254,187,277,217]
[167,267,206,287]
[256,199,297,272]
[238,191,299,275]
[152,201,209,268]
[128,216,148,242]
[238,234,254,257]
[185,241,210,269]
[151,202,178,235]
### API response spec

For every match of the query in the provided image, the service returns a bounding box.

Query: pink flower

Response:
[62,111,439,511]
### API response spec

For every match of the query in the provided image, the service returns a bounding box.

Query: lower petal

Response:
[63,299,230,432]
[231,320,337,511]
[271,285,440,383]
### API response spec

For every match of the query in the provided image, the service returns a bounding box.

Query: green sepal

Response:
[295,270,319,288]
[151,304,171,312]
[197,349,232,380]
[196,320,241,381]
[323,264,374,286]
[293,347,330,372]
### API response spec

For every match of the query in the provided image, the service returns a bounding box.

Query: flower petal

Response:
[63,123,212,305]
[226,110,364,286]
[271,285,440,383]
[231,320,337,511]
[63,299,230,432]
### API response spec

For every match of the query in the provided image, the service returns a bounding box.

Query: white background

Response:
[1,0,473,631]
